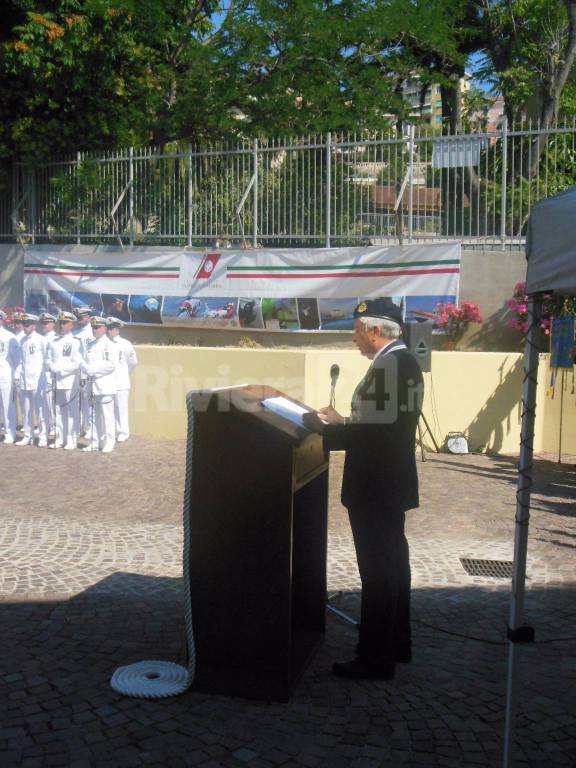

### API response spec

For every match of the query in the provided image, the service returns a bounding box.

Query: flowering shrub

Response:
[436,301,483,341]
[0,306,24,330]
[505,282,576,337]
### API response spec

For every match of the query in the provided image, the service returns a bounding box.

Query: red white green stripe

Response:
[24,263,179,280]
[226,259,459,280]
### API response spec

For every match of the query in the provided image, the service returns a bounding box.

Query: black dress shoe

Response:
[332,659,395,680]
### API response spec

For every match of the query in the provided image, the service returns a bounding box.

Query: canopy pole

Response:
[503,295,542,768]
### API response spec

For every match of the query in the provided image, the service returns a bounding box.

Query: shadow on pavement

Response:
[0,573,574,767]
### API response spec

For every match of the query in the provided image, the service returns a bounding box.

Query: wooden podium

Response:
[184,385,329,701]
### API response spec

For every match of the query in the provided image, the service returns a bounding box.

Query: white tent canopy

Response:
[504,185,576,767]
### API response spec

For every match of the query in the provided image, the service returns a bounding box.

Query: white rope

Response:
[110,392,197,698]
[110,660,190,699]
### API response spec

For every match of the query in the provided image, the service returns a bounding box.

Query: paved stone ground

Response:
[0,438,575,767]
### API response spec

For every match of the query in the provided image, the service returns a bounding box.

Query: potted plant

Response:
[436,301,483,349]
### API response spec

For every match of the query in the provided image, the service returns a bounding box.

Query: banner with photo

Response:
[23,243,460,332]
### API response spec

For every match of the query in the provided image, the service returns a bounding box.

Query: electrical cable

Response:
[328,596,576,647]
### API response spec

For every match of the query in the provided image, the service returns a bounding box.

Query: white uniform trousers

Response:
[80,382,91,435]
[0,380,16,439]
[55,389,80,447]
[85,394,116,451]
[21,389,46,442]
[41,384,56,437]
[115,389,131,441]
[16,387,25,429]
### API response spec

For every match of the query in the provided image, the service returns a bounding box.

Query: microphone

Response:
[329,364,340,408]
[330,364,340,386]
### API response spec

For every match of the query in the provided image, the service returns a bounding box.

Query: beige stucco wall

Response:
[129,346,567,456]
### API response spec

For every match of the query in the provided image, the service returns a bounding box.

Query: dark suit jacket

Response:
[323,341,424,511]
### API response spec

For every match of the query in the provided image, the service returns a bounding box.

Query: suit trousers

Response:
[0,379,16,438]
[347,504,411,665]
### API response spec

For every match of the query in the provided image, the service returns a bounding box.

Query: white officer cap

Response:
[106,316,124,328]
[58,311,77,323]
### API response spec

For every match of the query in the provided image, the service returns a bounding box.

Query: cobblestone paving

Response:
[0,438,575,767]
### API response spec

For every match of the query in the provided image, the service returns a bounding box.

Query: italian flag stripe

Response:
[24,264,178,279]
[227,268,460,279]
[226,259,460,273]
[24,263,178,273]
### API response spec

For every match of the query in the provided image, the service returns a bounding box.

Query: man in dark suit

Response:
[307,298,423,680]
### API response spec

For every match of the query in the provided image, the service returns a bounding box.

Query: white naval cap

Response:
[22,313,39,323]
[106,316,124,328]
[58,310,77,323]
[75,306,93,317]
[39,312,57,323]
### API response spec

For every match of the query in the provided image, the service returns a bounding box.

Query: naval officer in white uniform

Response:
[0,310,20,444]
[14,314,48,446]
[80,316,118,453]
[46,311,83,449]
[106,317,138,442]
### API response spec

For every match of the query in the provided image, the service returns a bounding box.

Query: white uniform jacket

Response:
[112,336,138,391]
[46,335,83,391]
[82,336,117,395]
[73,324,94,356]
[0,328,20,384]
[15,332,48,391]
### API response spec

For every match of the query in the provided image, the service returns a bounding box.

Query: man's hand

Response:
[302,411,327,433]
[317,406,345,425]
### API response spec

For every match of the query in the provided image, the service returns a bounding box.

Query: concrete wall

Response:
[127,346,566,456]
[0,244,24,309]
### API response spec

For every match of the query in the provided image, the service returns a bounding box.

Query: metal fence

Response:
[2,119,576,249]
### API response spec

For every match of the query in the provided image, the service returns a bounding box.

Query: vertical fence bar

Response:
[76,152,82,244]
[253,139,258,248]
[129,147,134,247]
[500,116,508,244]
[325,132,331,248]
[187,144,193,247]
[407,125,415,243]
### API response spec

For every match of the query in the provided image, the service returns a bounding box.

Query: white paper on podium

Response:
[261,396,310,428]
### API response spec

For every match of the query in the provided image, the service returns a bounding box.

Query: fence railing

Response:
[2,120,576,249]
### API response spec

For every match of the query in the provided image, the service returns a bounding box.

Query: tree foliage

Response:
[1,0,576,164]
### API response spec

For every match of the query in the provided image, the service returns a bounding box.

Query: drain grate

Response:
[460,558,514,578]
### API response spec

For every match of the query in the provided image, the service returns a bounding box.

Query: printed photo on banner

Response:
[297,299,320,330]
[129,295,163,324]
[161,296,203,322]
[404,295,456,332]
[262,298,299,330]
[319,298,358,331]
[161,296,238,327]
[25,289,58,315]
[101,294,131,322]
[48,290,74,312]
[238,298,264,329]
[192,298,238,327]
[27,289,75,315]
[71,292,103,315]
